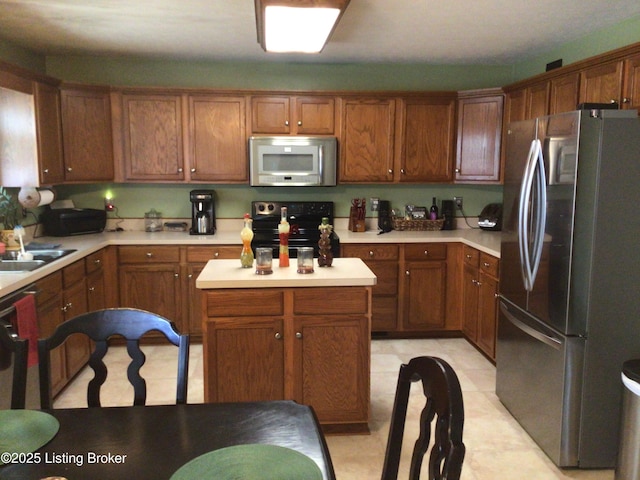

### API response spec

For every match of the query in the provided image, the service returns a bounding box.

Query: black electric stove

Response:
[251,201,340,259]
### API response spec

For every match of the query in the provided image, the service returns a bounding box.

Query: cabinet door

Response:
[549,72,580,114]
[122,94,184,181]
[63,278,90,379]
[204,317,285,403]
[187,263,205,335]
[399,97,455,183]
[622,54,640,110]
[340,98,395,182]
[477,271,499,359]
[527,82,550,119]
[251,96,290,134]
[455,94,503,183]
[580,61,624,105]
[461,264,479,341]
[119,264,182,325]
[505,88,527,123]
[34,82,65,184]
[294,96,335,135]
[402,261,446,330]
[189,95,248,182]
[294,315,369,425]
[60,86,114,181]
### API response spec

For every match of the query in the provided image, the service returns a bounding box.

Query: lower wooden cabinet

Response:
[461,245,500,360]
[202,286,371,434]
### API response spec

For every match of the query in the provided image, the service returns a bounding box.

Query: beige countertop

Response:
[196,258,376,289]
[0,225,500,297]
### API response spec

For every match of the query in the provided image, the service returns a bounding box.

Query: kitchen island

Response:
[196,258,376,434]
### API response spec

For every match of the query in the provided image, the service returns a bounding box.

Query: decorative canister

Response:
[145,209,163,232]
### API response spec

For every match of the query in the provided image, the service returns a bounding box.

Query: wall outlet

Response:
[370,197,379,212]
[453,196,463,209]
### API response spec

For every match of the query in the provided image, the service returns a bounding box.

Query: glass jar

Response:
[145,209,163,232]
[255,247,273,275]
[297,247,315,274]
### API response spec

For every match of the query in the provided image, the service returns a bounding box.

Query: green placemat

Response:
[0,410,60,465]
[170,444,323,480]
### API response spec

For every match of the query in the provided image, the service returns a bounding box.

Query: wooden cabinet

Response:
[34,81,65,185]
[340,97,396,182]
[455,91,504,183]
[60,85,114,182]
[118,246,183,330]
[85,249,107,311]
[461,246,499,360]
[622,54,640,110]
[402,244,448,331]
[62,261,90,378]
[250,95,335,135]
[120,93,184,181]
[549,72,580,114]
[188,95,248,182]
[397,96,455,183]
[341,244,399,332]
[579,61,624,106]
[203,286,371,433]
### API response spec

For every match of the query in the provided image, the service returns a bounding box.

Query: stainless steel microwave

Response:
[249,136,337,186]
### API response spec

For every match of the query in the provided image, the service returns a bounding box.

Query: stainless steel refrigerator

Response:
[496,108,640,468]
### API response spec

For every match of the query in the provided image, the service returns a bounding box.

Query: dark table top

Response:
[0,400,336,480]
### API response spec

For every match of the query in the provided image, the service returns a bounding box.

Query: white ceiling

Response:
[1,0,639,65]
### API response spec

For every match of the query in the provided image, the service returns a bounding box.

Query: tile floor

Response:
[54,338,615,480]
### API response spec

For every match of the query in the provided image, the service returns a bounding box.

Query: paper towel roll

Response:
[18,187,55,208]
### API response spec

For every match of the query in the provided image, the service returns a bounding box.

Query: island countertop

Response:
[196,257,377,289]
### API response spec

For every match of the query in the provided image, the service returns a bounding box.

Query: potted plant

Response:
[0,187,21,249]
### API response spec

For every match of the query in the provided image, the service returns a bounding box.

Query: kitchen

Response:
[1,1,640,479]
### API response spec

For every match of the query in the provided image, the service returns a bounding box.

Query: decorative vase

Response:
[317,217,333,267]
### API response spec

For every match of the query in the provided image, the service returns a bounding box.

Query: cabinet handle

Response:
[423,250,429,256]
[405,270,410,276]
[67,167,73,172]
[190,168,196,173]
[285,120,289,126]
[275,332,282,340]
[295,332,302,339]
[61,302,73,312]
[43,168,49,174]
[387,169,393,174]
[174,273,179,278]
[400,169,405,174]
[178,168,183,173]
[622,97,630,104]
[455,168,461,173]
[188,274,193,279]
[483,262,490,267]
[146,252,153,258]
[610,99,617,104]
[476,281,482,286]
[368,251,374,257]
[297,121,302,126]
[214,252,219,258]
[94,259,102,265]
[465,254,472,259]
[471,279,478,285]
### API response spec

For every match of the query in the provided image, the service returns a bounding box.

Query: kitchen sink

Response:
[0,249,77,273]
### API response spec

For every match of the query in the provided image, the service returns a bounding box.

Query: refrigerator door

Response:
[496,299,585,467]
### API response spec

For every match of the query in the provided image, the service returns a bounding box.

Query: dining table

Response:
[0,400,337,480]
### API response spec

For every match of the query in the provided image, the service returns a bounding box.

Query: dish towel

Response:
[11,294,39,367]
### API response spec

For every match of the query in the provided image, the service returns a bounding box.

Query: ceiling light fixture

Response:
[255,0,350,54]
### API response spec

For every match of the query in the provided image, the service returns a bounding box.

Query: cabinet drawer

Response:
[205,289,284,317]
[342,244,399,261]
[480,252,499,278]
[36,271,62,307]
[119,246,180,263]
[85,249,104,274]
[404,243,447,261]
[63,260,85,288]
[187,246,239,263]
[462,245,480,268]
[293,287,369,315]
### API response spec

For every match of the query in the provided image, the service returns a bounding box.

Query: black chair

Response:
[38,308,190,409]
[0,320,29,409]
[381,356,465,480]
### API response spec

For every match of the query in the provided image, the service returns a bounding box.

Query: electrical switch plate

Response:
[370,197,379,211]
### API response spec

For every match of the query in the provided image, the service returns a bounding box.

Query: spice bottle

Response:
[240,213,254,268]
[278,207,290,267]
[317,217,333,267]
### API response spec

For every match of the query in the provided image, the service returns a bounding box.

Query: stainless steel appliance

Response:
[190,189,216,235]
[249,136,337,186]
[250,201,339,258]
[0,284,40,409]
[496,108,640,468]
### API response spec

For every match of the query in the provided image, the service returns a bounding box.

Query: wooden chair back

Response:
[38,308,189,409]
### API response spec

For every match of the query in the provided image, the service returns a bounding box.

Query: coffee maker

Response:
[190,190,216,235]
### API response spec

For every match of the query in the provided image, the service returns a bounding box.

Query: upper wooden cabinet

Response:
[60,85,114,182]
[340,97,396,183]
[188,95,248,183]
[397,96,455,183]
[250,95,335,135]
[34,81,65,185]
[455,91,504,183]
[504,82,549,123]
[120,92,185,181]
[549,72,580,114]
[622,54,640,110]
[579,61,624,105]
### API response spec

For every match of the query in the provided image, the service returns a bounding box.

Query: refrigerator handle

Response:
[530,140,547,288]
[500,301,562,350]
[518,139,538,291]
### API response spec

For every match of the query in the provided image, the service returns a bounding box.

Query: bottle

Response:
[429,197,439,220]
[317,217,333,267]
[278,207,290,267]
[240,213,254,268]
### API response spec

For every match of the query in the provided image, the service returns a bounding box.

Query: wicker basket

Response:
[392,218,445,231]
